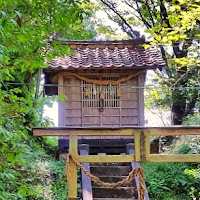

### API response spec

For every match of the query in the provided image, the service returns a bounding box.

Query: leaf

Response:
[18,185,28,196]
[15,10,22,18]
[10,19,18,26]
[162,22,168,27]
[0,11,6,17]
[7,153,15,163]
[58,94,67,101]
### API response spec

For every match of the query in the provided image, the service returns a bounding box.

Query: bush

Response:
[142,162,200,200]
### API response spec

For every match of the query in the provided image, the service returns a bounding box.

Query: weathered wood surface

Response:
[78,155,136,163]
[127,143,149,200]
[33,126,200,136]
[33,126,200,163]
[79,144,93,200]
[148,154,200,162]
[61,73,141,129]
[68,135,78,199]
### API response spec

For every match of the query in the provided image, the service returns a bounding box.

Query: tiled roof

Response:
[47,39,166,70]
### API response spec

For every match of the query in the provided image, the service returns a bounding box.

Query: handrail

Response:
[33,126,200,200]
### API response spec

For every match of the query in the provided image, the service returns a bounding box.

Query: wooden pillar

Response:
[68,135,78,200]
[80,144,93,200]
[134,130,141,162]
[127,143,150,200]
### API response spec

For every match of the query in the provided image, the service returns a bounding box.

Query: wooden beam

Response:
[148,154,200,162]
[33,128,135,136]
[33,126,200,137]
[68,135,78,199]
[149,128,200,136]
[77,155,135,163]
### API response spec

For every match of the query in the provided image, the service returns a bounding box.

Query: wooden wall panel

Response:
[121,108,138,116]
[65,93,81,101]
[65,117,82,125]
[82,108,100,116]
[65,101,82,109]
[103,108,120,115]
[83,116,101,124]
[138,72,146,126]
[103,116,120,125]
[64,77,82,127]
[121,100,138,108]
[65,109,82,118]
[60,71,144,128]
[121,92,138,101]
[121,116,138,125]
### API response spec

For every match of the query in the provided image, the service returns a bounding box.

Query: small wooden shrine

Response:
[35,39,200,200]
[44,39,165,153]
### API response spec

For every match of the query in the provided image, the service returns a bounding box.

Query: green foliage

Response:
[48,161,68,200]
[183,113,200,125]
[142,162,200,200]
[173,144,195,154]
[0,0,95,199]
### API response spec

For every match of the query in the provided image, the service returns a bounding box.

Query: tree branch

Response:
[160,0,171,27]
[145,1,155,26]
[135,0,152,28]
[100,0,140,38]
[104,10,136,38]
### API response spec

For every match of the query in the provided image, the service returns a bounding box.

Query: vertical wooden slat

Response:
[144,130,150,161]
[119,83,122,127]
[81,80,83,126]
[58,74,64,126]
[134,130,140,162]
[138,72,146,126]
[68,135,78,200]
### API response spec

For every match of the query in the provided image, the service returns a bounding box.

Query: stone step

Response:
[92,187,137,198]
[92,176,135,187]
[91,162,128,167]
[90,166,131,177]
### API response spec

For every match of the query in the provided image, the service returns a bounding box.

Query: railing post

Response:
[127,143,150,200]
[134,130,141,162]
[140,130,150,161]
[144,130,150,161]
[68,135,78,200]
[80,144,93,200]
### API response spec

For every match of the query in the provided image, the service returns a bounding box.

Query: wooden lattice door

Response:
[82,76,120,127]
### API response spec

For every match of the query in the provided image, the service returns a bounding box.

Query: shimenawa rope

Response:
[64,153,145,200]
[52,71,144,85]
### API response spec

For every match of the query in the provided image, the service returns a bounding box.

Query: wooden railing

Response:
[33,126,200,200]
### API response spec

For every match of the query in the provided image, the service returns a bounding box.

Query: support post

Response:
[127,143,150,200]
[80,144,93,200]
[134,130,141,162]
[68,135,78,200]
[140,130,150,161]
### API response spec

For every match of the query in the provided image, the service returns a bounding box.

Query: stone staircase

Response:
[80,143,149,200]
[91,163,138,200]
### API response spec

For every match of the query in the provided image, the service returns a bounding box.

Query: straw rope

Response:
[64,153,145,200]
[52,71,144,85]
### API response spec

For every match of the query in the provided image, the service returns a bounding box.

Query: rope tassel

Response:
[85,88,89,97]
[117,88,121,98]
[100,89,104,100]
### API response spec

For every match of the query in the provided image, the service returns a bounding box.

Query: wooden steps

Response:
[90,164,138,200]
[79,143,149,200]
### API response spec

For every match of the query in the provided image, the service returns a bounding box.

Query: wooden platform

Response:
[33,126,200,200]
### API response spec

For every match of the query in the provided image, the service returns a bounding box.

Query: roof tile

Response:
[47,39,165,70]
